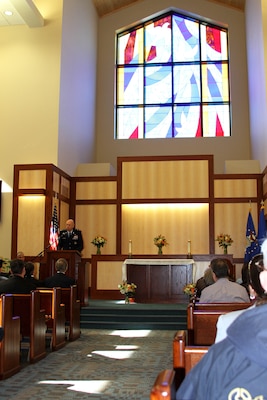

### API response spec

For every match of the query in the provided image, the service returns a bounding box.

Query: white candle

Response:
[188,240,191,254]
[129,240,132,254]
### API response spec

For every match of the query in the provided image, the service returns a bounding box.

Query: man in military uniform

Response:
[58,219,84,253]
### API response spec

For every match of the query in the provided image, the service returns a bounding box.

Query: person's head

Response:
[17,251,25,261]
[66,219,75,232]
[25,262,35,278]
[247,251,267,305]
[210,258,229,280]
[55,258,68,273]
[10,259,26,277]
[203,267,215,286]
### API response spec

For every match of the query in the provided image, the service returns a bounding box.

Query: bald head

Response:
[66,219,75,231]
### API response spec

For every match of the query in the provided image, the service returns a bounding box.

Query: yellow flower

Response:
[215,233,233,247]
[154,234,168,248]
[183,283,196,296]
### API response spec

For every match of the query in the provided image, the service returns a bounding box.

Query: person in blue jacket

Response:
[176,238,267,400]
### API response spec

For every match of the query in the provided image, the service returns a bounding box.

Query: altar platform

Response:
[80,299,188,330]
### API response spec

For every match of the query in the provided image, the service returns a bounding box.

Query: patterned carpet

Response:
[0,328,174,399]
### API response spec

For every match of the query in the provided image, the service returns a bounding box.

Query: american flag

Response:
[49,205,59,250]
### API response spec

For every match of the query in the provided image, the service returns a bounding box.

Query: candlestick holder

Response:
[187,253,192,259]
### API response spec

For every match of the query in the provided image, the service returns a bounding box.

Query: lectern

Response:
[40,250,88,306]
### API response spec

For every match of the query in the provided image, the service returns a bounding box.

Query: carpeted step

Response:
[80,301,187,330]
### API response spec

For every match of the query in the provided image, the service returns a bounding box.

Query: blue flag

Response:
[244,210,260,263]
[258,204,267,247]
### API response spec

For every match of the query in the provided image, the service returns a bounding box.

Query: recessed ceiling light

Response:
[4,10,13,16]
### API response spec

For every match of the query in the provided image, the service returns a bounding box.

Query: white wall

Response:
[246,0,267,172]
[58,0,98,175]
[0,0,63,259]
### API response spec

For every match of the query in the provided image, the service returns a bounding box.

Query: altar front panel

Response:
[126,259,193,303]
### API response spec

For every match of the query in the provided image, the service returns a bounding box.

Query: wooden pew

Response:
[38,288,66,351]
[150,369,176,400]
[151,332,209,399]
[173,330,208,372]
[187,302,251,345]
[61,285,80,341]
[0,294,21,379]
[12,291,47,363]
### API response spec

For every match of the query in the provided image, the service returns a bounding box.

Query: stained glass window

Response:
[115,11,230,139]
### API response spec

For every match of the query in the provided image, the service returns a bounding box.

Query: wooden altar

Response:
[40,250,89,306]
[90,254,235,302]
[124,259,194,303]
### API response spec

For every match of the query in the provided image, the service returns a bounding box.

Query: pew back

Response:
[61,285,80,341]
[173,330,208,372]
[38,288,66,351]
[187,302,251,345]
[0,294,21,379]
[12,291,46,363]
[150,369,176,400]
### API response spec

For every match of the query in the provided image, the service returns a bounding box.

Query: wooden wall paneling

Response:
[96,261,123,290]
[214,177,258,198]
[75,204,117,258]
[121,203,210,255]
[59,201,70,230]
[121,158,210,199]
[17,196,45,255]
[262,168,267,203]
[12,164,72,259]
[53,172,60,194]
[214,202,258,258]
[76,180,117,200]
[18,169,46,189]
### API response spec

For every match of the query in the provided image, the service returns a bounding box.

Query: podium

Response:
[40,250,88,306]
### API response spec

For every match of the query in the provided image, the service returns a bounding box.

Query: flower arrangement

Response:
[183,283,196,296]
[91,235,107,255]
[216,233,233,254]
[0,257,11,275]
[154,234,169,254]
[118,280,137,303]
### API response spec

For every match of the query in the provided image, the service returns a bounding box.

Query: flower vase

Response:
[125,296,129,304]
[223,246,228,254]
[96,246,101,255]
[158,246,163,255]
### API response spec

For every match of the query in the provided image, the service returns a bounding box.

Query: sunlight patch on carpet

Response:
[110,329,151,337]
[38,380,110,394]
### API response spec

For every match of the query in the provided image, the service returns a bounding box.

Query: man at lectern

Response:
[58,219,84,253]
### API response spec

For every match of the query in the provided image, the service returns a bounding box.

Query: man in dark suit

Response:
[57,219,84,253]
[44,258,75,288]
[0,259,36,294]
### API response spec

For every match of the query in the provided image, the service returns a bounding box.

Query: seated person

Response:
[44,258,75,288]
[195,267,215,298]
[0,259,36,294]
[215,252,263,343]
[199,258,250,303]
[24,262,44,287]
[176,240,267,400]
[0,260,8,281]
[16,251,25,262]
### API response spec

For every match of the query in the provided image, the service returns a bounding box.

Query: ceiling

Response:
[0,0,44,27]
[0,0,245,28]
[93,0,245,17]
